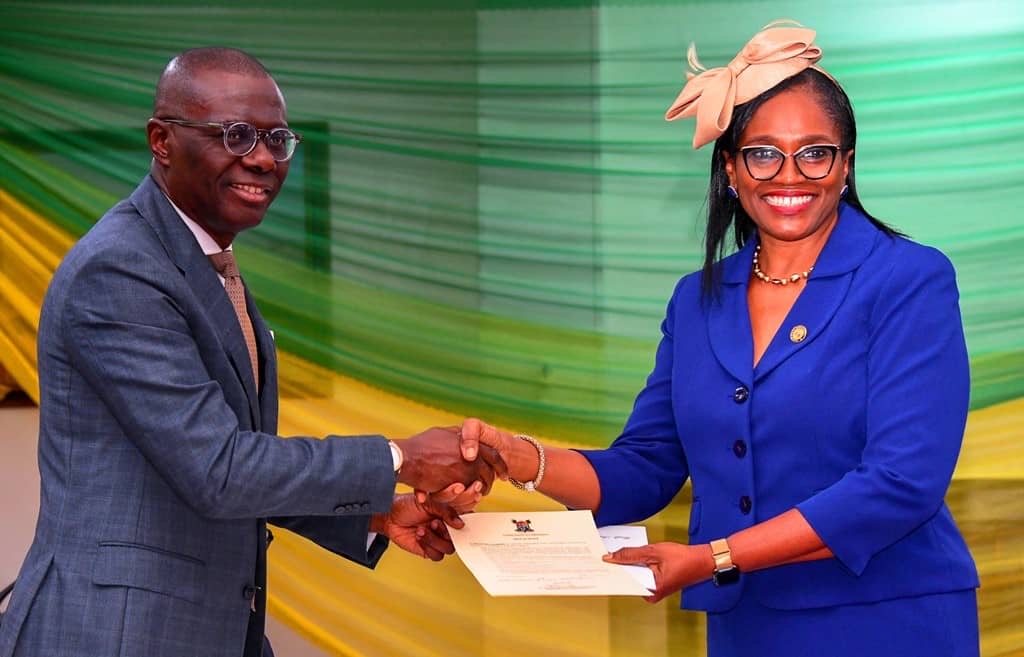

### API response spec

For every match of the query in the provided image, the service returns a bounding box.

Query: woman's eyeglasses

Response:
[738,143,843,181]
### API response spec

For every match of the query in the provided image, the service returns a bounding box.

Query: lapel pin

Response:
[789,325,808,343]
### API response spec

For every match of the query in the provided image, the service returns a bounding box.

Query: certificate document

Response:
[450,510,652,596]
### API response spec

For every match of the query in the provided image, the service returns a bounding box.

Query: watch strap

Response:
[710,537,740,586]
[710,538,733,571]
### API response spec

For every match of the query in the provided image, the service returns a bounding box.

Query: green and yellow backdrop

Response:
[1,1,1021,655]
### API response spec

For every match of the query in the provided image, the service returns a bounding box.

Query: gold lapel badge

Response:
[789,324,808,343]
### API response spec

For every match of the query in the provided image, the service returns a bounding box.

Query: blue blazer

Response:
[0,176,397,657]
[583,203,978,612]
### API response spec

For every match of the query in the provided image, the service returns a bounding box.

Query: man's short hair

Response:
[153,47,273,116]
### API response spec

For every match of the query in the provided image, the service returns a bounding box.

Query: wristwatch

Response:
[710,538,740,586]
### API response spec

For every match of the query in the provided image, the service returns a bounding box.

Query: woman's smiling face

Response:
[724,84,852,245]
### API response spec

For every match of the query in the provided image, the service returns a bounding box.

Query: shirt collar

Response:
[163,194,229,256]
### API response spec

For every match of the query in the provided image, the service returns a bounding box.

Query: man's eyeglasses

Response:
[738,143,843,181]
[158,119,302,162]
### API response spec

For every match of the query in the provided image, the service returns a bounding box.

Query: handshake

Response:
[369,418,517,562]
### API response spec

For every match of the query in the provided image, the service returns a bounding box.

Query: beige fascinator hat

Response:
[666,20,828,149]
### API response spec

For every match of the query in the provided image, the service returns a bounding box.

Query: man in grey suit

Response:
[0,47,500,657]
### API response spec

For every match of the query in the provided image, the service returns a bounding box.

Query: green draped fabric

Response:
[1,1,1021,442]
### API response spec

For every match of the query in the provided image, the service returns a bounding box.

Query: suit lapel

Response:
[247,286,277,434]
[753,203,880,383]
[129,176,261,426]
[704,203,880,386]
[752,274,852,382]
[706,242,756,387]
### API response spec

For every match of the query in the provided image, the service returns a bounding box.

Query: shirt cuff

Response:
[388,440,403,471]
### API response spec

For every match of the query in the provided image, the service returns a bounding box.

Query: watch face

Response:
[712,566,740,587]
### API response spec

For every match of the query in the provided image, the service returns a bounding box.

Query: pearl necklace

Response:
[752,244,813,286]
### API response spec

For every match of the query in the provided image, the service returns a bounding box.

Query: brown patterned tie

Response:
[208,250,259,389]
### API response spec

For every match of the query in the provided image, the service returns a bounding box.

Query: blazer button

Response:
[739,495,752,514]
[733,440,747,458]
[333,504,348,514]
[733,386,749,403]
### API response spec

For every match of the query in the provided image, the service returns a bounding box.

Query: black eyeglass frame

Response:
[157,118,302,162]
[737,143,844,181]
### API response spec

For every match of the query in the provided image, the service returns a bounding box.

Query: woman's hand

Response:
[457,417,603,511]
[458,418,518,479]
[603,542,714,603]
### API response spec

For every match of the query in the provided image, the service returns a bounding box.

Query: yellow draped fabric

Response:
[0,188,74,400]
[2,194,1022,655]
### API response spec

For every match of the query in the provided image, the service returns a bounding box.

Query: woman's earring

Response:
[840,184,849,199]
[727,185,739,199]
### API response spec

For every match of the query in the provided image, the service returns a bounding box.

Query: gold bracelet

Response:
[508,434,545,492]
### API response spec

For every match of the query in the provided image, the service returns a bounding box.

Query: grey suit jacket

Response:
[0,176,396,657]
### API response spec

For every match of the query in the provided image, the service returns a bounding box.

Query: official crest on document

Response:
[511,519,534,533]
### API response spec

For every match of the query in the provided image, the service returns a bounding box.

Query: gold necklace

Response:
[752,244,813,286]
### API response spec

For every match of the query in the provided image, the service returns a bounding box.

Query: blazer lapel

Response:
[752,273,852,382]
[129,176,261,426]
[753,203,881,383]
[247,287,277,434]
[706,241,757,387]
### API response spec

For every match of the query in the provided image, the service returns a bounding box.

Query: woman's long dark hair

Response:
[700,68,901,301]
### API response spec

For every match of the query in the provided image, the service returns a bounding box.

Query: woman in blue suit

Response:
[458,21,979,657]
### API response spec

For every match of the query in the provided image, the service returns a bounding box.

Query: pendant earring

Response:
[727,185,739,199]
[840,184,849,199]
